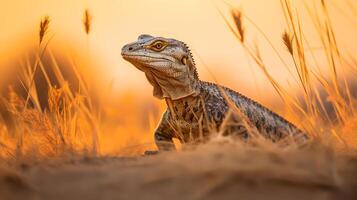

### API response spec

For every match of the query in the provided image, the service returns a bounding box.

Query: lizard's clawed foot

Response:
[144,150,159,156]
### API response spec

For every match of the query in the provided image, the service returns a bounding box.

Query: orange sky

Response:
[0,0,356,100]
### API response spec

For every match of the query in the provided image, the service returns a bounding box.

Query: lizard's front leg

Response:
[144,111,175,155]
[154,131,175,151]
[144,131,175,155]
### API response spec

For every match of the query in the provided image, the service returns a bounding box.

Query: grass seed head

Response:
[282,31,294,55]
[39,16,50,45]
[231,9,245,43]
[83,9,92,35]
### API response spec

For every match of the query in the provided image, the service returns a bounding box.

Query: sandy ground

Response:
[1,143,357,200]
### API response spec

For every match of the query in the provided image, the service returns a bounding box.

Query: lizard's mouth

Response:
[121,53,173,63]
[122,54,177,75]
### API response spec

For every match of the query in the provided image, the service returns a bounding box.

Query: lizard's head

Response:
[121,34,200,100]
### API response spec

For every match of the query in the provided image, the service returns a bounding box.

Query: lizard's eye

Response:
[155,43,162,49]
[150,41,167,51]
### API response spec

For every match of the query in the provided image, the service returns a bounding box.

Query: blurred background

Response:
[0,0,356,154]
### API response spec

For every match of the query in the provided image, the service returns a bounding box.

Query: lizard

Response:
[121,34,309,153]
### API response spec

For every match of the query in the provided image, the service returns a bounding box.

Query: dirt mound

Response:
[0,167,38,200]
[2,143,356,200]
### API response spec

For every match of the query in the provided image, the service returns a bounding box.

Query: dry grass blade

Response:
[83,9,92,35]
[219,2,312,130]
[217,1,300,85]
[39,16,50,45]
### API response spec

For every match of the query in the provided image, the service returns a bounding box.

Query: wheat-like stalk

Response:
[231,9,245,43]
[83,9,92,35]
[282,31,293,55]
[39,16,50,45]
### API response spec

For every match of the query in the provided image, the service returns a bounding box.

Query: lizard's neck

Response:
[146,69,201,100]
[153,73,201,100]
[164,85,203,118]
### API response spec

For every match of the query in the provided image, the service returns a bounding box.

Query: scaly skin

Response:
[121,34,308,152]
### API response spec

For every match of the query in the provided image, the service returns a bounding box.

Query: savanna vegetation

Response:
[0,1,356,199]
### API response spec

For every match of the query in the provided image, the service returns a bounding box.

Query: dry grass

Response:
[39,16,50,46]
[83,9,92,35]
[220,0,357,148]
[0,0,355,164]
[0,1,356,199]
[0,19,101,164]
[0,65,99,164]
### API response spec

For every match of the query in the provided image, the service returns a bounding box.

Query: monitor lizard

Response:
[121,35,308,153]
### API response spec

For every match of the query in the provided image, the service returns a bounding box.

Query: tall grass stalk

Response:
[219,0,356,147]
